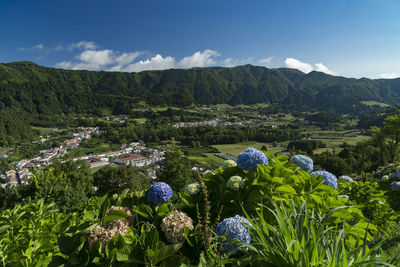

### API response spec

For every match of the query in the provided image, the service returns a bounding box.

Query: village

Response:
[0,126,165,188]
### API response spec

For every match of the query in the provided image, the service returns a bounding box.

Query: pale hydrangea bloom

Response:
[161,211,194,243]
[184,183,201,195]
[226,176,245,190]
[223,160,237,168]
[88,206,133,248]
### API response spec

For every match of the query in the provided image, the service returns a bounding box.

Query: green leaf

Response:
[102,210,129,223]
[156,203,171,217]
[116,252,144,264]
[58,235,82,255]
[275,185,297,195]
[154,243,183,264]
[0,225,10,234]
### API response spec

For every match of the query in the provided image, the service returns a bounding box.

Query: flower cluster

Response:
[88,206,133,248]
[237,148,268,170]
[215,215,253,253]
[381,175,389,181]
[161,211,194,243]
[147,182,173,204]
[223,160,237,168]
[339,175,353,183]
[311,170,338,189]
[226,176,245,191]
[184,183,201,195]
[391,181,400,191]
[290,155,314,172]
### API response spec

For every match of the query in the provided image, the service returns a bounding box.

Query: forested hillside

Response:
[2,61,400,118]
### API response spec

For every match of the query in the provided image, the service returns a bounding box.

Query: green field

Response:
[89,162,118,174]
[360,100,389,107]
[212,141,282,156]
[31,127,64,134]
[307,130,370,154]
[187,154,226,168]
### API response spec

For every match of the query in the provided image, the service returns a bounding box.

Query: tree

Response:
[156,149,194,192]
[93,165,150,196]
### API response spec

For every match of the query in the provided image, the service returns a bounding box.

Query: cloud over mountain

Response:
[285,58,337,75]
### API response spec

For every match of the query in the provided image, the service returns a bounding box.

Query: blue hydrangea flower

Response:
[390,181,400,191]
[147,182,173,204]
[339,175,353,183]
[396,166,400,176]
[290,155,314,172]
[236,148,268,170]
[311,170,338,189]
[215,215,253,253]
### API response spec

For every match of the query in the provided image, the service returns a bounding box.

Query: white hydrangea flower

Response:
[226,176,245,191]
[223,160,237,168]
[184,183,201,195]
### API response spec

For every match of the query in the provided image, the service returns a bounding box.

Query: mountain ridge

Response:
[1,61,400,117]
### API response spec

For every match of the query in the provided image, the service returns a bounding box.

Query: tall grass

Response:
[225,200,396,266]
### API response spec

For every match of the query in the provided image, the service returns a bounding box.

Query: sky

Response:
[1,0,400,78]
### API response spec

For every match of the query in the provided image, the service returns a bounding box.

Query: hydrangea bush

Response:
[290,155,314,172]
[147,182,173,204]
[215,215,253,253]
[236,148,268,170]
[161,211,194,243]
[226,176,245,190]
[311,170,338,189]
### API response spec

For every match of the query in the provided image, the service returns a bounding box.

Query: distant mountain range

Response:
[1,61,400,117]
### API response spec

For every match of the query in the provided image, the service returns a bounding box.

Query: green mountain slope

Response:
[1,61,400,117]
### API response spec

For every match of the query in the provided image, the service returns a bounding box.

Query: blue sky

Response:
[1,0,400,78]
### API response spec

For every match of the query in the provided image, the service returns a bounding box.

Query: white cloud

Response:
[115,52,142,65]
[56,41,98,51]
[73,41,97,50]
[178,49,220,68]
[56,48,222,72]
[222,57,238,67]
[17,44,44,52]
[123,54,175,72]
[77,50,114,66]
[56,49,144,71]
[315,63,337,75]
[285,58,337,75]
[55,61,73,69]
[284,58,314,73]
[258,57,273,66]
[376,72,400,79]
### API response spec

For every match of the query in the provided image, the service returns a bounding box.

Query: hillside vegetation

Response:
[2,62,400,119]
